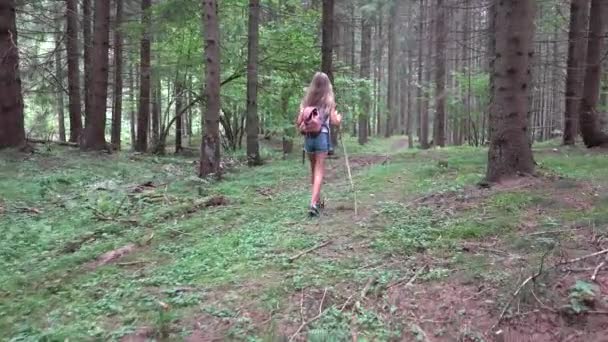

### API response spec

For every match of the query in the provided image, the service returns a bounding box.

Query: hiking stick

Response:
[339,131,358,216]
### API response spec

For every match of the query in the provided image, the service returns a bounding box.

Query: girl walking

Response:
[297,72,342,217]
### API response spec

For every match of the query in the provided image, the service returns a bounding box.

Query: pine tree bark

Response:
[175,79,183,153]
[199,0,221,177]
[375,13,384,136]
[111,0,123,150]
[129,60,136,147]
[246,0,262,165]
[81,0,111,150]
[486,0,536,182]
[321,0,334,83]
[420,0,432,149]
[385,1,398,138]
[321,0,338,149]
[151,74,161,149]
[135,0,151,152]
[0,0,25,148]
[66,0,83,143]
[83,0,92,125]
[406,46,414,147]
[579,0,608,148]
[358,13,372,145]
[433,0,446,147]
[416,0,425,144]
[55,15,66,142]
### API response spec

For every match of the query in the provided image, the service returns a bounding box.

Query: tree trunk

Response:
[417,0,425,145]
[246,0,262,165]
[433,0,446,147]
[199,0,221,177]
[375,13,384,136]
[0,0,25,149]
[358,13,372,145]
[186,75,193,144]
[83,0,92,125]
[385,1,398,138]
[321,0,338,150]
[463,3,471,145]
[486,0,536,182]
[81,0,111,150]
[152,72,160,149]
[135,0,151,152]
[321,0,334,83]
[175,79,183,153]
[579,0,608,147]
[406,47,414,147]
[129,60,136,148]
[111,0,123,150]
[55,15,66,142]
[66,0,83,143]
[421,0,432,149]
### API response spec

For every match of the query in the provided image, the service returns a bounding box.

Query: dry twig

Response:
[591,261,606,281]
[340,135,358,216]
[360,277,375,299]
[15,206,43,214]
[559,249,608,265]
[530,288,557,313]
[387,265,428,289]
[289,288,328,341]
[288,241,332,263]
[525,227,584,236]
[491,249,550,332]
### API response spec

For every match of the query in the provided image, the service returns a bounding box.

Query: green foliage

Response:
[567,280,599,314]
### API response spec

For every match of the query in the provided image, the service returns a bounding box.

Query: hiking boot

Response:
[308,204,320,217]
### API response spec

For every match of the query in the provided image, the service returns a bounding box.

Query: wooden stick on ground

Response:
[387,265,429,289]
[591,261,606,281]
[560,249,608,265]
[27,138,79,147]
[491,249,551,332]
[340,135,358,216]
[288,240,332,263]
[289,288,328,341]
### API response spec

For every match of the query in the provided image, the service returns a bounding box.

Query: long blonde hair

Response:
[300,72,336,112]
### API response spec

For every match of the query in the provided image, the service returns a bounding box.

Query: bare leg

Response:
[311,152,327,206]
[309,153,315,186]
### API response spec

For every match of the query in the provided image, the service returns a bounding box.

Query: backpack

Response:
[296,106,327,136]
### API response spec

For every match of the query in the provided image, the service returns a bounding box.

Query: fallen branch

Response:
[587,310,608,315]
[340,134,358,216]
[491,250,550,332]
[360,277,375,299]
[89,206,138,225]
[14,206,43,214]
[289,288,328,341]
[387,265,428,289]
[27,138,79,147]
[288,240,332,263]
[117,261,149,267]
[591,261,606,281]
[525,228,584,236]
[167,227,193,236]
[559,249,608,266]
[491,273,538,332]
[339,293,355,312]
[530,288,557,313]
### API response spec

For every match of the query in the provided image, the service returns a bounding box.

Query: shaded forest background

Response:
[4,0,607,161]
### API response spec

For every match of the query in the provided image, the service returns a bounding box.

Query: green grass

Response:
[0,139,606,340]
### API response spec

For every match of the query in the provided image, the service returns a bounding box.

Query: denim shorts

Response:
[304,132,330,154]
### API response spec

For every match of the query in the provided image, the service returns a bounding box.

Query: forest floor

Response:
[1,137,608,341]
